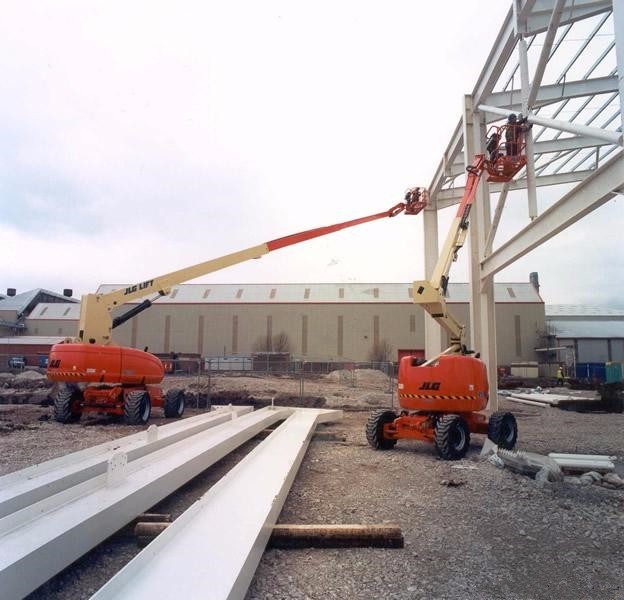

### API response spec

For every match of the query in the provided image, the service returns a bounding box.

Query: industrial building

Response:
[546,305,624,363]
[9,280,544,366]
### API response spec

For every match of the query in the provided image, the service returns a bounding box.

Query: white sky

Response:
[1,1,622,306]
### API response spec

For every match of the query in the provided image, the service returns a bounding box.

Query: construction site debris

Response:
[483,442,622,487]
[548,452,616,473]
[325,368,390,387]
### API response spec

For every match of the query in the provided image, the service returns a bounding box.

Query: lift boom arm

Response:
[412,155,487,353]
[77,198,425,346]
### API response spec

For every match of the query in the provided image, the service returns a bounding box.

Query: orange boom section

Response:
[398,354,489,413]
[47,343,165,385]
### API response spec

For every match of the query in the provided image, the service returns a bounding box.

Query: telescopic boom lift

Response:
[47,192,427,424]
[366,117,529,460]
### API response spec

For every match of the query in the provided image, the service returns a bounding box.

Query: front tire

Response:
[366,409,397,450]
[53,386,82,423]
[435,414,470,460]
[164,388,185,418]
[487,411,518,449]
[124,390,151,425]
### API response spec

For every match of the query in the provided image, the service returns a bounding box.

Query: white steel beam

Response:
[533,135,613,154]
[428,118,464,203]
[484,184,510,256]
[481,151,624,278]
[473,8,517,107]
[447,135,612,175]
[92,409,342,600]
[614,0,624,134]
[527,0,567,107]
[485,76,619,113]
[0,406,298,600]
[0,406,252,519]
[478,104,623,145]
[436,169,595,208]
[525,0,612,34]
[517,36,539,218]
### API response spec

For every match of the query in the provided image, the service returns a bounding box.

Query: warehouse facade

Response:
[546,305,624,363]
[24,282,545,366]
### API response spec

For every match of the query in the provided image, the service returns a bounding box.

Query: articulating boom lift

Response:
[47,191,427,424]
[366,119,528,460]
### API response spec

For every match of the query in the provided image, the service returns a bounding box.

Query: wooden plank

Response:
[269,524,404,549]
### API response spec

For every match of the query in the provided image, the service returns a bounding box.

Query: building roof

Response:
[549,319,624,339]
[546,305,624,317]
[0,289,77,317]
[26,303,81,320]
[95,282,543,304]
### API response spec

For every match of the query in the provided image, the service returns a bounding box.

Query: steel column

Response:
[614,0,624,134]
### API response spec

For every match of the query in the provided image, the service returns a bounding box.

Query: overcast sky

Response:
[1,1,622,306]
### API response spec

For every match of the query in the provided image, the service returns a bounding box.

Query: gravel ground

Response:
[0,374,622,600]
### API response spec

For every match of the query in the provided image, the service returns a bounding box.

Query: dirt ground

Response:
[0,372,623,600]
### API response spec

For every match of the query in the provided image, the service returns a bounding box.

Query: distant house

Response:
[0,289,77,336]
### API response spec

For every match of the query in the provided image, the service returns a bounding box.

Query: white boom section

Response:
[0,406,252,519]
[92,408,342,600]
[0,406,293,600]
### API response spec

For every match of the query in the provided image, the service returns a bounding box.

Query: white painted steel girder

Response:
[478,103,623,145]
[92,408,342,600]
[0,406,252,519]
[481,151,624,278]
[0,406,291,599]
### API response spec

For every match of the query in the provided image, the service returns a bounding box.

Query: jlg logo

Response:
[49,359,61,369]
[419,381,441,390]
[124,280,154,296]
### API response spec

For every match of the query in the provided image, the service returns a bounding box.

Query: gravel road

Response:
[0,374,622,600]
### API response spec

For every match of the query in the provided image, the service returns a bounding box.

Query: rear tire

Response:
[487,411,518,449]
[124,390,151,425]
[435,414,470,460]
[164,388,185,418]
[366,409,397,450]
[53,386,82,423]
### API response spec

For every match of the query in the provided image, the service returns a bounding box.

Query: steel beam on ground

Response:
[0,406,253,519]
[91,409,342,600]
[0,406,298,600]
[481,151,624,279]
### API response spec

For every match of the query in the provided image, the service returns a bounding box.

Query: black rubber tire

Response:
[124,390,151,425]
[164,388,185,418]
[487,411,518,449]
[435,414,470,460]
[365,409,397,450]
[53,386,82,423]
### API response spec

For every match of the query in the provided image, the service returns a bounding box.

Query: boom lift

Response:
[366,118,528,460]
[47,191,427,424]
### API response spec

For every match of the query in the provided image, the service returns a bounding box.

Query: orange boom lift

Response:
[366,118,528,459]
[47,191,427,424]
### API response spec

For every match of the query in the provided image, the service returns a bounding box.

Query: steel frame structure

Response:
[426,0,624,407]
